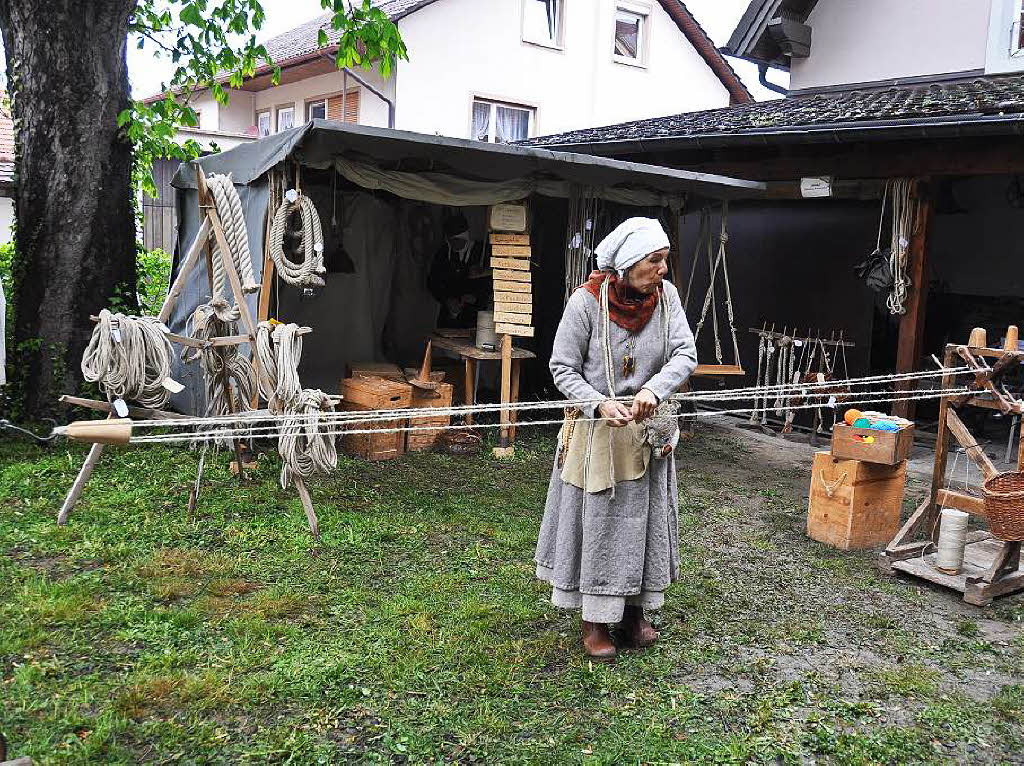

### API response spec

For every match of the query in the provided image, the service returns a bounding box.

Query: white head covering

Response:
[594,217,670,275]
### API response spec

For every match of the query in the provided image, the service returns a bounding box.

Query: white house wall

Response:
[219,91,256,133]
[0,197,13,245]
[393,0,731,139]
[790,0,991,91]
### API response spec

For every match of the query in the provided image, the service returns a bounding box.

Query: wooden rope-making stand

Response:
[58,166,329,539]
[880,332,1024,605]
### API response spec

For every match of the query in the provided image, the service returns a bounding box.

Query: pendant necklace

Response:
[623,333,636,377]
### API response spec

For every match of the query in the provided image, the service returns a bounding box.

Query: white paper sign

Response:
[162,377,185,394]
[110,328,122,343]
[113,398,129,417]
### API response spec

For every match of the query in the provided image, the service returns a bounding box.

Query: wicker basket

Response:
[982,471,1024,541]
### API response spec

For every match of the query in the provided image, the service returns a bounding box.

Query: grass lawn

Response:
[1,425,1022,764]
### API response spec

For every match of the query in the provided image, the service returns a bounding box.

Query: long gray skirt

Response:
[534,454,680,623]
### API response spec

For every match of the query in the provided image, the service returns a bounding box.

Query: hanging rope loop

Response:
[279,389,338,489]
[206,174,260,297]
[269,192,326,289]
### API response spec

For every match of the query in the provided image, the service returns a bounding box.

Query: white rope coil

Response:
[269,192,326,289]
[183,298,256,419]
[206,174,260,298]
[81,310,174,409]
[278,389,338,488]
[254,322,304,413]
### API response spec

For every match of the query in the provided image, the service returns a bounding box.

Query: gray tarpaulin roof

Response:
[172,120,764,201]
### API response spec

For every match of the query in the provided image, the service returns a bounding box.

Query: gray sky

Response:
[128,0,786,101]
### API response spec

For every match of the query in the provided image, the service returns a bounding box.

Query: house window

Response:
[522,0,564,48]
[613,7,648,63]
[277,106,295,132]
[1014,0,1024,55]
[256,111,271,137]
[307,99,327,121]
[471,99,534,143]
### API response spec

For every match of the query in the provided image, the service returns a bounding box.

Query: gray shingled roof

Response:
[262,0,440,62]
[519,74,1024,149]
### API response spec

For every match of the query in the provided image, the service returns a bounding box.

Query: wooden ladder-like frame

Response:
[879,343,1024,605]
[58,166,324,540]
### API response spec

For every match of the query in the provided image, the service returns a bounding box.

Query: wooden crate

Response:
[339,375,412,461]
[406,382,454,452]
[348,361,405,382]
[831,423,915,465]
[808,451,907,550]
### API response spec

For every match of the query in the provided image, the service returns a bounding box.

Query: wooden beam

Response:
[893,182,931,419]
[936,488,986,517]
[945,407,999,480]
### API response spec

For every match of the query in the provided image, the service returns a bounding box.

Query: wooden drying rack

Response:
[58,166,326,540]
[880,331,1024,605]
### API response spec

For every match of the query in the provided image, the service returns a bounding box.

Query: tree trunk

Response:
[0,0,137,418]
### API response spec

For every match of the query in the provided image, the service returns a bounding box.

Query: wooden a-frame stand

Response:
[58,166,324,540]
[879,338,1024,606]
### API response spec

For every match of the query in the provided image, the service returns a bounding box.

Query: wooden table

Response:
[431,333,536,439]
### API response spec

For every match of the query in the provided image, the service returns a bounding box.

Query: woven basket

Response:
[982,471,1024,541]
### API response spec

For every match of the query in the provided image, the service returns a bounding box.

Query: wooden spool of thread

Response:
[935,508,970,575]
[58,419,134,446]
[1005,325,1019,352]
[968,327,988,348]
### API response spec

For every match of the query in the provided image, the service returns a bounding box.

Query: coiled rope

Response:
[206,174,260,298]
[254,321,304,413]
[278,389,338,489]
[81,310,174,409]
[268,191,326,289]
[183,298,256,418]
[253,320,336,485]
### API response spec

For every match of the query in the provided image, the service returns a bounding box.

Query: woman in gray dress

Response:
[535,217,697,661]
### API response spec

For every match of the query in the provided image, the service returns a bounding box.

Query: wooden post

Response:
[463,358,477,425]
[893,181,931,419]
[57,442,104,525]
[494,334,514,457]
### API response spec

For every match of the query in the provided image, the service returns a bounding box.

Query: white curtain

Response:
[331,155,684,208]
[472,102,491,142]
[495,106,530,144]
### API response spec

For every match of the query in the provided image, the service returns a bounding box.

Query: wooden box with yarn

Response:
[807,451,906,550]
[339,375,412,461]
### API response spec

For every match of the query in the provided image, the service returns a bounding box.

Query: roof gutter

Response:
[529,112,1024,156]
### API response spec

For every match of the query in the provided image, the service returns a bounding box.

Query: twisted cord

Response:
[268,193,326,288]
[80,310,173,409]
[278,389,338,489]
[206,174,260,297]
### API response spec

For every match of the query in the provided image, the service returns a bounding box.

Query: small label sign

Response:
[800,176,833,198]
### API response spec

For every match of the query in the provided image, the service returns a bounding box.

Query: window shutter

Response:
[327,90,361,123]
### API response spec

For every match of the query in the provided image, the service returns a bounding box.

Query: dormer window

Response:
[522,0,564,49]
[613,4,650,66]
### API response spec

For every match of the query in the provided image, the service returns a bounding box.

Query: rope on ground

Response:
[278,389,338,489]
[206,174,260,298]
[183,298,256,419]
[81,310,174,409]
[268,190,326,289]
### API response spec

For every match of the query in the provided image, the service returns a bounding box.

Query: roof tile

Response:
[520,74,1024,148]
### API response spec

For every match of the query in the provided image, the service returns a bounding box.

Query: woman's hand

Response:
[598,399,634,427]
[631,389,659,423]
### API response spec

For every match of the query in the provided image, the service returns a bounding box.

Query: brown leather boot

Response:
[582,620,616,661]
[621,605,660,648]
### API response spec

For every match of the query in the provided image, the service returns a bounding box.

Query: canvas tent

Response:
[166,119,763,412]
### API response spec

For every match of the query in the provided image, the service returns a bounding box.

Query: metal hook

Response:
[0,418,60,445]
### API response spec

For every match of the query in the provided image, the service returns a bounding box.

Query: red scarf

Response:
[580,271,659,333]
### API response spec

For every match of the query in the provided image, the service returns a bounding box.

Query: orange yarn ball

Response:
[844,409,862,426]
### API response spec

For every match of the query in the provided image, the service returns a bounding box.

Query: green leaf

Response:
[318,29,329,47]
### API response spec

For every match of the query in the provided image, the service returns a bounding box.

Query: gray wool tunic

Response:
[535,279,697,623]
